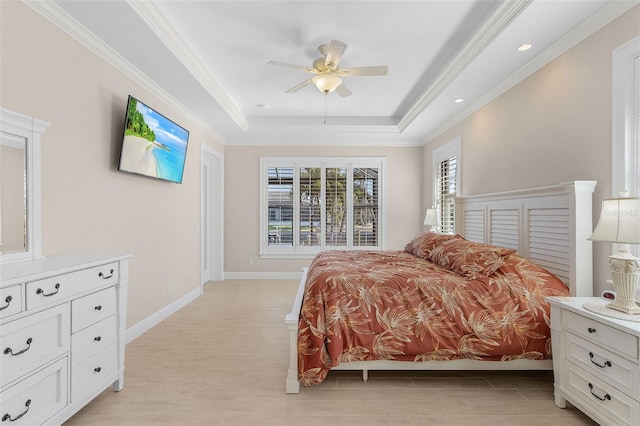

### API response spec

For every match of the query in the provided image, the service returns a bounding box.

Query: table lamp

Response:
[588,196,640,315]
[423,208,438,232]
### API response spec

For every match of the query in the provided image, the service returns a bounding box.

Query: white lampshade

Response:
[588,198,640,244]
[423,208,438,231]
[312,73,342,94]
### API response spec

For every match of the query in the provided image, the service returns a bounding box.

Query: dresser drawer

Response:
[71,344,117,402]
[72,315,116,367]
[566,332,640,399]
[71,287,116,333]
[563,310,638,360]
[26,262,118,311]
[0,304,70,387]
[0,357,68,425]
[0,285,22,319]
[565,362,640,426]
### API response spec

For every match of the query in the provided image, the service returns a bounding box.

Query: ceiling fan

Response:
[268,39,388,97]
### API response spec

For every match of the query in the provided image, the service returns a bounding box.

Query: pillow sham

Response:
[404,232,461,260]
[426,238,516,280]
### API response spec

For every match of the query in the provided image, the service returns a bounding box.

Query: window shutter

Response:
[267,167,293,246]
[299,167,321,247]
[325,167,347,246]
[353,167,379,246]
[436,156,457,234]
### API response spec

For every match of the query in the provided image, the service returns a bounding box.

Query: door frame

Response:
[201,144,224,285]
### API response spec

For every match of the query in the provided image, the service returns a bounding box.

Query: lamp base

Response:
[607,300,640,315]
[607,250,640,315]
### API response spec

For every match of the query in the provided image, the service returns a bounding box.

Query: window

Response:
[612,37,640,256]
[433,138,461,234]
[612,36,640,198]
[260,157,385,257]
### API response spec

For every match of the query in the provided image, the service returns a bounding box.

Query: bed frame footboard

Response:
[285,268,308,394]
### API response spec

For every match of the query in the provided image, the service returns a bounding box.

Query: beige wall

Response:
[1,2,224,327]
[423,6,640,296]
[224,145,423,274]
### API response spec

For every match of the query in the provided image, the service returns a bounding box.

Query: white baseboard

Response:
[125,286,202,344]
[222,271,303,280]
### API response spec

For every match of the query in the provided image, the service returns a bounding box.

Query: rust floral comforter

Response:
[297,243,569,386]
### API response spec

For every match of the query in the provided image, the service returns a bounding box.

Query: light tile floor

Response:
[65,280,597,425]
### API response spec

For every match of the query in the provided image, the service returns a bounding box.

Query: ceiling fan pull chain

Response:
[324,93,328,125]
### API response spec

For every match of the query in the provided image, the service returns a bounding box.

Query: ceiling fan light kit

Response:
[312,73,342,94]
[269,39,388,98]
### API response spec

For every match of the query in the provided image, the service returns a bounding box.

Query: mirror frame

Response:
[1,108,50,264]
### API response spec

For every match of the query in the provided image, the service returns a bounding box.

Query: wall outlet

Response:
[167,282,172,294]
[248,258,254,266]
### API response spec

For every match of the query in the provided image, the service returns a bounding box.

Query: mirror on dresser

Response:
[0,108,49,263]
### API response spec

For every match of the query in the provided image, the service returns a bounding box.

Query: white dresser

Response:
[547,297,640,426]
[0,254,130,425]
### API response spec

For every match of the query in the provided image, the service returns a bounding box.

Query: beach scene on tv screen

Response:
[119,97,189,183]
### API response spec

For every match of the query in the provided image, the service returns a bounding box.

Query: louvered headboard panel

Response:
[455,181,596,297]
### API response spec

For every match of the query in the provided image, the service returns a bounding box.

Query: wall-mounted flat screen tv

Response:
[118,95,189,184]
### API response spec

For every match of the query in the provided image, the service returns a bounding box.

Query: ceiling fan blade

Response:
[268,60,314,73]
[336,83,352,98]
[325,39,348,69]
[285,78,314,93]
[338,65,389,77]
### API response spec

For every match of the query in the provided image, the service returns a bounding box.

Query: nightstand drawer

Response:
[566,332,640,399]
[566,362,640,426]
[563,310,638,360]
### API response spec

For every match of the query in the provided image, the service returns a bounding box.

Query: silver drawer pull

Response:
[589,352,612,368]
[3,338,33,356]
[0,296,12,311]
[98,269,114,279]
[588,383,611,402]
[36,283,60,297]
[2,399,31,422]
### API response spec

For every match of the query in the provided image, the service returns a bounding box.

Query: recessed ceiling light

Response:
[517,43,532,52]
[454,98,464,103]
[256,103,269,109]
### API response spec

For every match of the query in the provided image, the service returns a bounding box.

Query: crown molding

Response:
[126,1,250,132]
[397,0,531,132]
[23,0,228,144]
[421,0,639,145]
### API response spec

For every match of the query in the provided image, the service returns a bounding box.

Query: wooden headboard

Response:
[455,181,596,297]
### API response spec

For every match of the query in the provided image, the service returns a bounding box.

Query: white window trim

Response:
[260,156,386,258]
[612,37,640,257]
[612,35,640,198]
[432,137,461,233]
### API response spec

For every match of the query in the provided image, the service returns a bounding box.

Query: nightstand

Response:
[547,297,640,426]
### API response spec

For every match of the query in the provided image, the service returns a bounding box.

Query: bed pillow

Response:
[426,238,516,279]
[404,232,461,260]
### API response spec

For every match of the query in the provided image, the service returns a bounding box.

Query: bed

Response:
[285,181,597,393]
